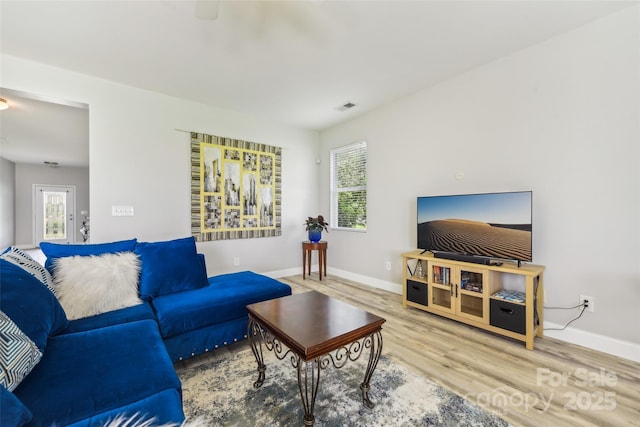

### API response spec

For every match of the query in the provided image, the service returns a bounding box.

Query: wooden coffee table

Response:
[246,291,386,426]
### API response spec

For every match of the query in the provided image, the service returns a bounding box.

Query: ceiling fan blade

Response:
[195,0,219,20]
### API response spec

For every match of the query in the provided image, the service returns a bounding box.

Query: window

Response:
[43,191,67,240]
[330,141,367,231]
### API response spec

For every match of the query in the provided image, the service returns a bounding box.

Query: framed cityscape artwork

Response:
[190,132,282,241]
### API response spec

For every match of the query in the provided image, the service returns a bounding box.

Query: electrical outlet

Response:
[233,257,240,266]
[580,295,594,313]
[385,261,391,271]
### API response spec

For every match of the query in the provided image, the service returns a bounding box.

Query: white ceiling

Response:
[0,89,89,167]
[0,0,635,167]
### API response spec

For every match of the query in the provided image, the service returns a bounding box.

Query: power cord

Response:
[545,303,585,310]
[543,301,588,331]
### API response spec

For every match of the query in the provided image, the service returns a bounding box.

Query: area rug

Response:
[175,343,510,427]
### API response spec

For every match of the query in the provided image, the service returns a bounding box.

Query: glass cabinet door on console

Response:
[428,262,489,323]
[455,266,489,323]
[428,262,455,314]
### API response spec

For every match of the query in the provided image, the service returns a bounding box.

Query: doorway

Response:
[1,87,89,248]
[34,185,76,245]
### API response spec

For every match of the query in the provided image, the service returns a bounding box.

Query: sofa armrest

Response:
[198,253,207,278]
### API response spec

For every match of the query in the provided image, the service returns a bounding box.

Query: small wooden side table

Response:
[302,241,327,280]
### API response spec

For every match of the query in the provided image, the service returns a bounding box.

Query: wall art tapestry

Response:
[190,132,281,241]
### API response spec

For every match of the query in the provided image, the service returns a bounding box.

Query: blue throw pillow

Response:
[135,237,208,300]
[40,239,138,272]
[0,260,69,352]
[1,385,32,427]
[1,247,56,294]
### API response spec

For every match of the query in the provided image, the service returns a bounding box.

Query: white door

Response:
[34,185,76,246]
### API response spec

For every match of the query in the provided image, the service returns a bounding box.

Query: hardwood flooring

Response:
[277,274,640,427]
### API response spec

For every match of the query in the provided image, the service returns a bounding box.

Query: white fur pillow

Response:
[52,252,143,320]
[103,414,208,427]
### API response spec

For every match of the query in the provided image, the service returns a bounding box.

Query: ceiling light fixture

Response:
[0,98,8,110]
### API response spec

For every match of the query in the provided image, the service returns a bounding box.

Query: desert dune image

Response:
[418,219,532,261]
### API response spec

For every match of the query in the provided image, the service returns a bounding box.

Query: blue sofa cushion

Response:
[1,385,32,427]
[64,389,184,427]
[152,271,291,338]
[135,237,208,300]
[66,389,184,427]
[13,320,182,427]
[60,302,156,334]
[1,247,56,294]
[0,260,68,352]
[39,238,138,272]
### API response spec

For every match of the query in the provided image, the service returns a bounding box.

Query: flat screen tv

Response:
[417,191,532,264]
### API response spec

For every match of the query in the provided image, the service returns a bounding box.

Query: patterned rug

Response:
[175,342,510,427]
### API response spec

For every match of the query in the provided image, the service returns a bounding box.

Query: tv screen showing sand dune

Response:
[417,192,532,262]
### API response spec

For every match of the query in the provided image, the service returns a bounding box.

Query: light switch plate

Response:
[112,206,134,216]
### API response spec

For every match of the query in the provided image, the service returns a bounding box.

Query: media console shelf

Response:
[401,250,545,350]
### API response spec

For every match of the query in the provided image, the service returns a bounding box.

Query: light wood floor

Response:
[277,274,639,427]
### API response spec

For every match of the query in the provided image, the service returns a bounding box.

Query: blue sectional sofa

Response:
[1,236,292,426]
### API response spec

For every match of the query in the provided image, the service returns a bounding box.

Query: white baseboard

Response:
[265,266,402,295]
[15,243,37,250]
[266,267,639,363]
[544,322,640,363]
[263,267,301,279]
[327,267,402,295]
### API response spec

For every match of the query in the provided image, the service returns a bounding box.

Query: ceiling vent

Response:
[335,101,357,112]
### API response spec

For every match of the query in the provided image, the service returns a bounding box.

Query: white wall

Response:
[13,164,89,246]
[0,157,16,247]
[320,6,639,356]
[2,6,637,360]
[1,55,320,274]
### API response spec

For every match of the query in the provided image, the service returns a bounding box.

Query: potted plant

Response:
[305,215,329,242]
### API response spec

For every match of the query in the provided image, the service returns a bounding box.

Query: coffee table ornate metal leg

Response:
[359,330,383,408]
[247,318,266,388]
[295,357,321,427]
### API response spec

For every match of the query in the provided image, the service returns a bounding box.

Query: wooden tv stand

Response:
[401,250,545,350]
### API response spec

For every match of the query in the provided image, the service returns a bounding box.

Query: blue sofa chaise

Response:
[1,236,292,426]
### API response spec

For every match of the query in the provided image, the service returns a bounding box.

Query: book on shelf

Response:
[492,289,526,303]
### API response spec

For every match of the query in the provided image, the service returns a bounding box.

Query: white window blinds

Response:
[330,141,367,231]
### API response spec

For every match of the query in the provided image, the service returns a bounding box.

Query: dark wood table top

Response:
[247,291,386,361]
[302,241,328,248]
